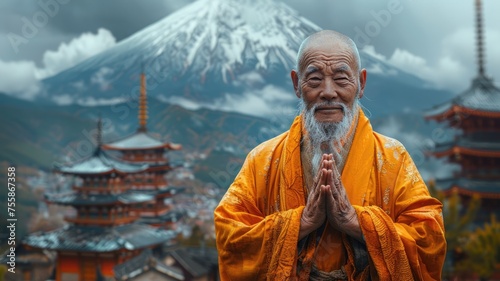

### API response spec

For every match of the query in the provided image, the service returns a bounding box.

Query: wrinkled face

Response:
[292,43,366,124]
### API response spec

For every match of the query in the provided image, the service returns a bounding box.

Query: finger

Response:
[325,169,333,189]
[327,159,333,171]
[321,154,331,168]
[312,168,328,199]
[324,184,334,205]
[328,171,342,200]
[312,162,324,188]
[317,184,328,208]
[320,168,328,188]
[331,158,341,178]
[324,185,337,220]
[330,158,342,188]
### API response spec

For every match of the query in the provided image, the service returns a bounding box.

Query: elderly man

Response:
[214,30,446,280]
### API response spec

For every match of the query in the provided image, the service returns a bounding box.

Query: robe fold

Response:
[214,110,446,280]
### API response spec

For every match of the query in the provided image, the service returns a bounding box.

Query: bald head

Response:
[295,30,361,75]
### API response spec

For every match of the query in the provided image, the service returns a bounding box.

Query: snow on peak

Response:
[64,0,319,83]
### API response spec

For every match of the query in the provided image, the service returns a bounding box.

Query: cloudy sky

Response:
[0,0,499,97]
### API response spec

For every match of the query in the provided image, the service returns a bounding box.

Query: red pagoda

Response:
[425,0,500,222]
[102,70,184,229]
[23,119,175,281]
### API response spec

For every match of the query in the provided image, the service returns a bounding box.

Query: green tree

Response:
[456,216,500,280]
[177,225,216,248]
[0,265,6,281]
[427,180,481,278]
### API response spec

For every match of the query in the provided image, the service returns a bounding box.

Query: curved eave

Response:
[426,104,500,121]
[45,193,155,206]
[23,224,175,252]
[138,210,184,225]
[424,102,453,121]
[55,168,142,176]
[102,132,182,151]
[54,149,150,176]
[146,165,174,173]
[102,143,180,151]
[432,146,500,158]
[443,186,500,199]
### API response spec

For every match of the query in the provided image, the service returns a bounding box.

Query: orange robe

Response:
[214,110,446,280]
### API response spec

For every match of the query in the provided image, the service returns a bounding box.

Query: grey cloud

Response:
[0,0,499,84]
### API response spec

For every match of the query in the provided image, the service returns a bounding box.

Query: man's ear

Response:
[358,68,367,99]
[291,70,301,98]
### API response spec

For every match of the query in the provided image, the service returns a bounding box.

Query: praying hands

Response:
[299,154,363,242]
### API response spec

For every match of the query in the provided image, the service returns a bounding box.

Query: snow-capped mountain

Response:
[39,0,454,118]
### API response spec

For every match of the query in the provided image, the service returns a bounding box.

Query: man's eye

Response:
[335,77,349,84]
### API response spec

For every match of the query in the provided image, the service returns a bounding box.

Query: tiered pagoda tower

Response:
[23,119,175,281]
[426,0,500,223]
[102,70,184,229]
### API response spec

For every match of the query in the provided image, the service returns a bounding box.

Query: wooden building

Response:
[425,0,500,223]
[103,71,184,229]
[114,247,219,281]
[22,120,176,281]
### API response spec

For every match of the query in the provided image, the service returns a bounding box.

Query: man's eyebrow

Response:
[333,65,350,74]
[304,66,319,76]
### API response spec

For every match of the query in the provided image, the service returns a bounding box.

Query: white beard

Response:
[299,98,359,174]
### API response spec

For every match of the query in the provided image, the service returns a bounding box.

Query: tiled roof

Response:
[45,191,154,206]
[138,210,184,225]
[114,249,184,281]
[55,148,148,175]
[437,178,500,195]
[434,137,500,154]
[136,186,185,197]
[426,75,500,117]
[104,132,181,150]
[23,224,175,252]
[165,247,219,278]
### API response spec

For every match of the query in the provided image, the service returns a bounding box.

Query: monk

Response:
[214,30,446,280]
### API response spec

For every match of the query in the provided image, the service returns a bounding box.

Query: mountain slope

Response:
[39,0,317,103]
[0,93,275,170]
[37,0,454,119]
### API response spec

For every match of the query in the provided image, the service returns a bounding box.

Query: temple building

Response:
[425,0,500,223]
[102,71,184,229]
[10,69,219,281]
[22,119,176,281]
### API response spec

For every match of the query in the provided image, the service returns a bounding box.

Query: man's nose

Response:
[320,78,338,100]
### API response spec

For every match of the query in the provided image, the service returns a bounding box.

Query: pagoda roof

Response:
[437,178,500,199]
[137,186,185,196]
[55,148,149,175]
[159,186,185,195]
[23,224,175,252]
[163,247,219,278]
[138,210,184,225]
[425,75,500,119]
[433,138,500,158]
[103,132,182,151]
[114,249,184,280]
[0,244,56,266]
[45,191,154,206]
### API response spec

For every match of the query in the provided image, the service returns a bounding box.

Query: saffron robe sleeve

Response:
[214,132,305,280]
[348,132,447,281]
